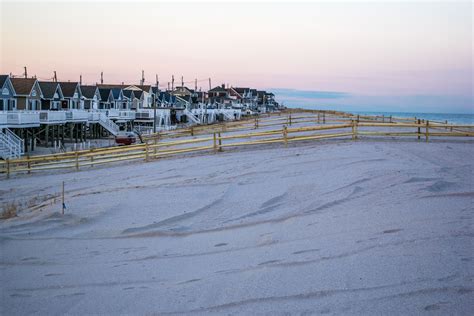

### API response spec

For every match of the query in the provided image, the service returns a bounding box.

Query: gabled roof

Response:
[209,85,227,93]
[98,88,112,101]
[122,89,134,98]
[58,82,80,98]
[136,85,152,93]
[98,84,128,89]
[38,81,62,99]
[10,78,39,96]
[0,75,9,88]
[81,85,99,99]
[133,90,143,98]
[111,88,123,99]
[233,87,249,94]
[151,87,159,94]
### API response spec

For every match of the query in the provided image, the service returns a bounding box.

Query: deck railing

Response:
[6,111,41,126]
[65,110,89,122]
[39,111,67,123]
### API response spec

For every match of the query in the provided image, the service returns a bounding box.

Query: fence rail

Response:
[1,110,473,178]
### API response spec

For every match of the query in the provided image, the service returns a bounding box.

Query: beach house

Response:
[58,82,82,109]
[38,81,64,110]
[0,75,17,111]
[10,77,42,110]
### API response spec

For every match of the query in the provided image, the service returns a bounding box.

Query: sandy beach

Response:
[1,136,473,315]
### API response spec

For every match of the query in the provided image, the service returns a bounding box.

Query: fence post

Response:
[218,132,222,152]
[445,120,448,130]
[283,125,288,147]
[75,152,79,171]
[289,114,292,126]
[90,150,94,168]
[145,141,149,162]
[213,132,217,153]
[190,126,194,136]
[417,119,421,140]
[323,112,326,124]
[27,155,31,174]
[153,138,157,156]
[425,120,429,142]
[317,112,320,124]
[352,120,356,140]
[6,158,10,179]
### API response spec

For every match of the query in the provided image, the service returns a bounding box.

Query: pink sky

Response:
[1,1,472,108]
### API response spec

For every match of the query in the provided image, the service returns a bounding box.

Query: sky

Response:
[0,0,472,113]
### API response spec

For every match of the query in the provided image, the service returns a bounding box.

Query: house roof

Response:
[136,85,152,92]
[233,87,249,94]
[0,75,8,88]
[98,88,111,101]
[81,85,98,99]
[122,89,134,98]
[10,78,38,96]
[98,84,128,89]
[209,85,227,93]
[110,88,122,99]
[133,90,143,98]
[38,81,61,99]
[58,82,79,98]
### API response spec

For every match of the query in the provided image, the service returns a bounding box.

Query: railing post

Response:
[425,120,429,143]
[417,119,421,140]
[27,155,31,174]
[6,158,10,179]
[145,141,149,162]
[213,132,217,153]
[218,132,222,152]
[289,114,292,126]
[352,120,355,140]
[75,152,79,171]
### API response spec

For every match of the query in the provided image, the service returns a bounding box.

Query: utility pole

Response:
[167,82,170,91]
[171,75,174,91]
[53,71,57,82]
[79,74,82,85]
[100,72,103,84]
[208,78,211,90]
[195,78,197,91]
[153,75,157,134]
[24,66,28,78]
[141,70,145,85]
[181,76,184,88]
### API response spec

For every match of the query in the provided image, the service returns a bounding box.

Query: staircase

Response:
[183,109,201,125]
[0,128,24,160]
[98,114,120,136]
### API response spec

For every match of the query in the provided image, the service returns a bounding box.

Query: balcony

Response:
[5,111,41,127]
[118,110,136,120]
[66,110,89,122]
[39,111,67,124]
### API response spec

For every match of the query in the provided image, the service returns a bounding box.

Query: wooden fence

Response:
[1,112,473,178]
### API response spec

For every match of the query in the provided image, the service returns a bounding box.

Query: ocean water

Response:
[350,111,474,125]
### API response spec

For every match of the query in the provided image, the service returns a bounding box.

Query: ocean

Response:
[350,111,474,125]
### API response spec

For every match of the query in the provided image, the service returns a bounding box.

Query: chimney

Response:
[221,84,225,89]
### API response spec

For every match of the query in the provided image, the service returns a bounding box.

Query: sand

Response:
[1,138,473,315]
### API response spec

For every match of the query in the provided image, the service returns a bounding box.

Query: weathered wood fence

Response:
[1,111,473,178]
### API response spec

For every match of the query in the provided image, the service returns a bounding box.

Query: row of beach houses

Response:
[0,74,281,159]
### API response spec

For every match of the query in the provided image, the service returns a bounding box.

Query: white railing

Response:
[0,113,7,127]
[66,110,89,122]
[88,112,101,122]
[107,109,120,119]
[99,114,119,136]
[39,111,67,123]
[0,128,24,159]
[6,111,40,126]
[118,110,136,120]
[183,109,200,125]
